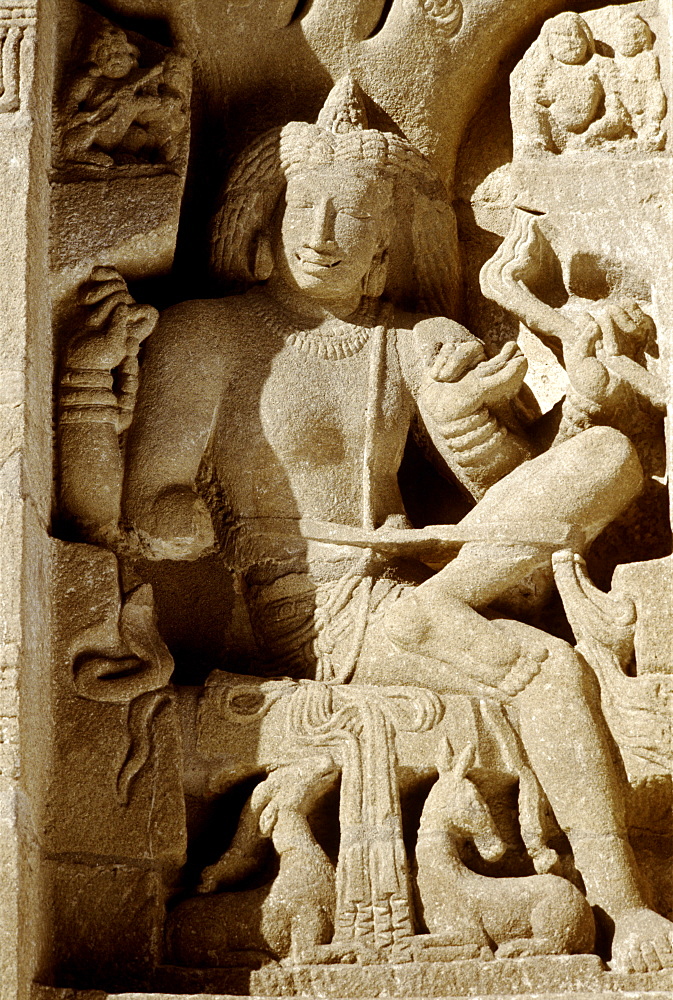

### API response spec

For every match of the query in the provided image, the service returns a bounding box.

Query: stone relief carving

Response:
[417,0,464,33]
[55,24,191,170]
[553,548,673,775]
[169,755,341,968]
[42,0,673,995]
[511,10,668,156]
[414,743,596,959]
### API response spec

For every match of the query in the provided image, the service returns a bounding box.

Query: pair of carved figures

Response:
[58,46,671,980]
[512,11,667,154]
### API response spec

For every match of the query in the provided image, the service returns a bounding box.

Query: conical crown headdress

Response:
[316,74,369,134]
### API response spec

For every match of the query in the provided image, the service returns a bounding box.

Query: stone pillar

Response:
[0,0,55,995]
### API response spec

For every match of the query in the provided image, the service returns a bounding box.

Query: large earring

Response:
[253,234,274,282]
[363,248,388,299]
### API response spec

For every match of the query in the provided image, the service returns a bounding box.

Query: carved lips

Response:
[295,251,342,272]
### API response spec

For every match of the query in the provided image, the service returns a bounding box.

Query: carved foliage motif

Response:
[417,0,463,34]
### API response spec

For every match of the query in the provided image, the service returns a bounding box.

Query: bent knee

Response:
[577,426,643,501]
[568,427,643,536]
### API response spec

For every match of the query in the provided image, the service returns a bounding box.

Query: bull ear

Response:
[436,737,453,773]
[452,743,475,779]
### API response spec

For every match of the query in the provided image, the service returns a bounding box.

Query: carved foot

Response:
[611,908,673,973]
[384,590,522,679]
[76,149,116,166]
[413,934,493,963]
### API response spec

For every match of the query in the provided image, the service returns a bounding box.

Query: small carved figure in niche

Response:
[611,14,667,151]
[58,25,190,168]
[59,77,673,972]
[167,756,341,967]
[511,12,629,155]
[415,744,595,959]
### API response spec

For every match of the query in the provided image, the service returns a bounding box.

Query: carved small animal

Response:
[415,744,595,958]
[167,756,339,967]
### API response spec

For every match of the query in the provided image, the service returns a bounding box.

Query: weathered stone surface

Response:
[41,861,165,989]
[1,0,672,997]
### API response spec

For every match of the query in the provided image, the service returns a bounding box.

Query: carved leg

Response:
[287,905,337,965]
[415,935,493,963]
[380,427,672,967]
[496,879,595,959]
[512,639,642,910]
[495,938,562,959]
[384,426,642,678]
[511,636,673,970]
[60,124,114,166]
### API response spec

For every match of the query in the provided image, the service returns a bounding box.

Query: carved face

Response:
[615,17,652,57]
[95,33,139,79]
[278,168,392,302]
[546,16,591,65]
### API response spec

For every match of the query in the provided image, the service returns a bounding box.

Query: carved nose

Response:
[306,200,336,249]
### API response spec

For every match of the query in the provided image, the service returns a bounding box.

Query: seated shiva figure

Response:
[60,77,673,972]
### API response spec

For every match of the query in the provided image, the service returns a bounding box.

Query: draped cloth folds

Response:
[288,682,444,960]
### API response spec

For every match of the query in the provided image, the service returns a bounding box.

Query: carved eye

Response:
[339,208,372,220]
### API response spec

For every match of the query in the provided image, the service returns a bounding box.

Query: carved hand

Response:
[65,266,157,373]
[565,299,658,408]
[59,268,160,537]
[421,340,528,426]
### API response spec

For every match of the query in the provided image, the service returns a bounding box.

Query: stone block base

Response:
[146,957,673,997]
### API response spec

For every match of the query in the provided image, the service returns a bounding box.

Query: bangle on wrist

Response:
[59,404,119,426]
[60,370,119,426]
[61,368,114,390]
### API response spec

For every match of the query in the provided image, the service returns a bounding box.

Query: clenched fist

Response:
[65,266,157,373]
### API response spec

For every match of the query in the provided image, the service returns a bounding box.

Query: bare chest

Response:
[209,330,411,520]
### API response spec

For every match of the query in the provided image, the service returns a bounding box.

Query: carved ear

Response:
[436,736,453,773]
[362,248,389,299]
[258,800,279,837]
[452,743,475,779]
[253,233,274,282]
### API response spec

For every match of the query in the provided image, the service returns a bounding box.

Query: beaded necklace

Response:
[249,291,381,360]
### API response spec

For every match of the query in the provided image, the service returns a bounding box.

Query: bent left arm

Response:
[58,267,157,544]
[406,317,533,499]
